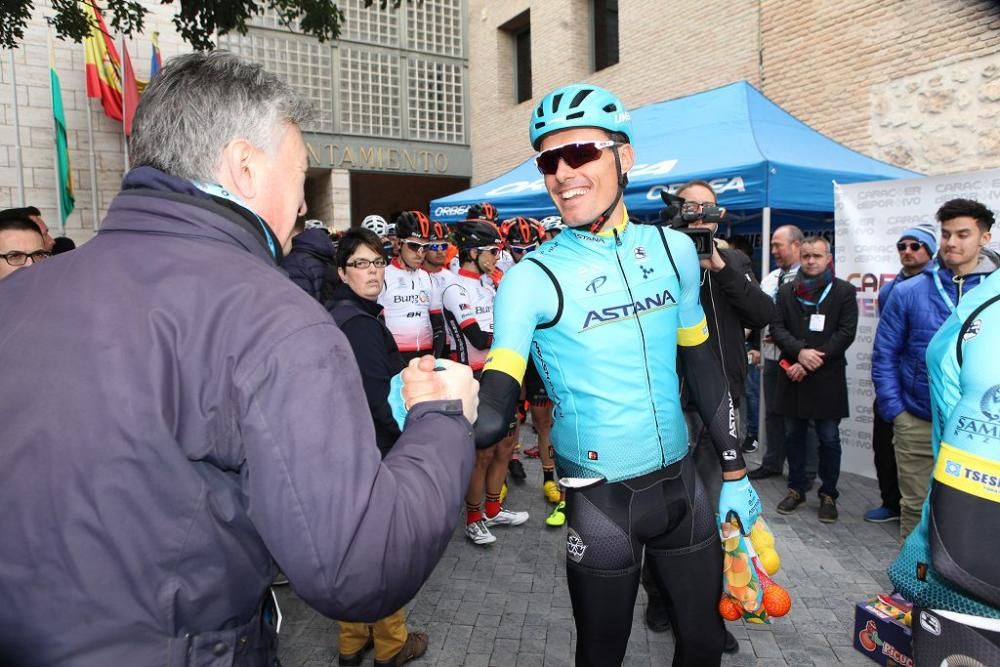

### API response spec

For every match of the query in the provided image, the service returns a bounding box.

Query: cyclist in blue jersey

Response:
[888,260,1000,660]
[473,84,763,666]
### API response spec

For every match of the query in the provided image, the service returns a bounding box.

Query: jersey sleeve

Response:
[483,260,557,384]
[441,282,475,328]
[428,273,442,315]
[672,232,709,347]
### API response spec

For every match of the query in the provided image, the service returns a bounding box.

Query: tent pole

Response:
[758,206,771,453]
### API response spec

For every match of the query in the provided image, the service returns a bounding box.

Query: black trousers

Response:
[872,399,900,512]
[565,458,724,666]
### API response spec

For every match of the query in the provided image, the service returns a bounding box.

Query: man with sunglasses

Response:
[473,83,761,665]
[379,210,446,362]
[0,216,50,280]
[441,220,530,545]
[873,200,999,538]
[863,226,936,526]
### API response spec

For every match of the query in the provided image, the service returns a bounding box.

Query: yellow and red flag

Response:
[83,1,123,121]
[122,45,140,136]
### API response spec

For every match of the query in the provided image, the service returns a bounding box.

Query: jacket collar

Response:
[330,280,383,317]
[103,167,283,264]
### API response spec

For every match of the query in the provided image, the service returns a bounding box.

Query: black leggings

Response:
[564,457,724,666]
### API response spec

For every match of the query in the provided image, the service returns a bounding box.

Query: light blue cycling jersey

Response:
[889,268,1000,617]
[485,212,709,483]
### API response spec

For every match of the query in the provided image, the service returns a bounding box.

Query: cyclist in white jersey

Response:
[422,221,454,315]
[378,211,445,362]
[443,220,529,546]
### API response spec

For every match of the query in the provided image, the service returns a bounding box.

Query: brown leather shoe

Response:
[374,631,429,666]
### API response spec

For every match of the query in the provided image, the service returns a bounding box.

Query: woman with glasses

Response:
[0,217,50,281]
[325,227,429,667]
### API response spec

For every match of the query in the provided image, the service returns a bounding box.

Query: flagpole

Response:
[47,29,66,236]
[7,49,26,206]
[85,98,100,230]
[120,34,129,174]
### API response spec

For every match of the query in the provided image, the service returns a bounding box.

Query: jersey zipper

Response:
[612,227,666,467]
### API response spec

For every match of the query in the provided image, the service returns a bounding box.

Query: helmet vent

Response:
[551,93,564,112]
[570,89,592,108]
[566,111,584,120]
[534,121,546,129]
[536,103,544,117]
[603,103,618,112]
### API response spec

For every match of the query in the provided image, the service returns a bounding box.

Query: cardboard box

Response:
[853,596,914,667]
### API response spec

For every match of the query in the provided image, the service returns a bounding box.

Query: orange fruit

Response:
[762,584,791,617]
[718,595,742,621]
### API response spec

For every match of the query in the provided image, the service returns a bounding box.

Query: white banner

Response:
[834,168,1000,478]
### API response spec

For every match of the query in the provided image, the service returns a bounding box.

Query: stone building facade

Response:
[1,0,471,242]
[468,0,1000,185]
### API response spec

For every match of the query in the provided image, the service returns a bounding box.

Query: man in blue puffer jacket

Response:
[872,198,998,538]
[280,218,335,301]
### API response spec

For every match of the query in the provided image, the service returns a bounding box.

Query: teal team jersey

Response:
[486,214,709,483]
[889,268,1000,617]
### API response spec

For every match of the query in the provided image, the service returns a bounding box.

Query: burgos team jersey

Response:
[425,266,455,314]
[378,259,441,353]
[441,269,496,370]
[485,214,709,483]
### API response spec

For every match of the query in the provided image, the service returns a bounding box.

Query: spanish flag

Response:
[83,0,123,121]
[150,32,162,77]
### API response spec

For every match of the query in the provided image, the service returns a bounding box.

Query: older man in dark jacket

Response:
[0,52,478,667]
[771,236,858,524]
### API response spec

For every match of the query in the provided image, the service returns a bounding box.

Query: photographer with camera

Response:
[641,180,774,641]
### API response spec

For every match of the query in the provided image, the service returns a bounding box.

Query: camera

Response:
[657,190,717,259]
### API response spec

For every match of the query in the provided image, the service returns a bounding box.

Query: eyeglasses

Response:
[403,241,429,252]
[346,257,388,269]
[0,250,50,266]
[509,243,538,254]
[425,242,449,252]
[534,140,618,176]
[896,241,924,252]
[476,246,501,256]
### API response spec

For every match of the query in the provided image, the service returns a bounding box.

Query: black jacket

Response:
[683,245,774,408]
[280,228,335,301]
[327,281,406,455]
[771,277,858,420]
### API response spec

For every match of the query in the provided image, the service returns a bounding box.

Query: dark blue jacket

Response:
[873,250,1000,422]
[0,167,474,667]
[280,228,335,301]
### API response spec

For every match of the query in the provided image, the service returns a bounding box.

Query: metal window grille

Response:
[408,58,465,143]
[406,0,463,57]
[339,47,401,137]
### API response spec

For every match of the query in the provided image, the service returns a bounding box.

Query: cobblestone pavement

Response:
[274,425,902,666]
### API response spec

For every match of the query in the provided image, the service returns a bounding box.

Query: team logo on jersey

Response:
[634,246,647,261]
[566,528,588,563]
[640,265,655,279]
[944,460,962,477]
[586,275,607,293]
[580,288,677,331]
[963,318,982,341]
[982,385,1000,421]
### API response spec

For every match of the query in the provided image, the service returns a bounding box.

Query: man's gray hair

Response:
[774,224,804,244]
[129,51,314,181]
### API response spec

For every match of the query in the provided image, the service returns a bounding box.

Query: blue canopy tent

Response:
[430,80,919,274]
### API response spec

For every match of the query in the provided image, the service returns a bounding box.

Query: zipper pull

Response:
[612,228,622,247]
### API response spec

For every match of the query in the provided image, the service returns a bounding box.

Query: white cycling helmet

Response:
[540,215,566,232]
[361,214,389,237]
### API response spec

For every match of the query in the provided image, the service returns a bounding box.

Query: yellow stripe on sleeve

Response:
[483,347,528,383]
[677,317,709,347]
[934,442,1000,503]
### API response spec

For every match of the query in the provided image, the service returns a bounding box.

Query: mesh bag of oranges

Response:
[718,512,792,624]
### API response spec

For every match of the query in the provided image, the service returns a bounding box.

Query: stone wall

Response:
[1,1,191,243]
[467,0,1000,185]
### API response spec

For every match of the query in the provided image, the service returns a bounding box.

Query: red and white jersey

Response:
[425,266,456,314]
[441,268,496,370]
[378,259,441,352]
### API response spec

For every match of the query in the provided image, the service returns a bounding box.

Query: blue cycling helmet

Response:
[529,83,632,150]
